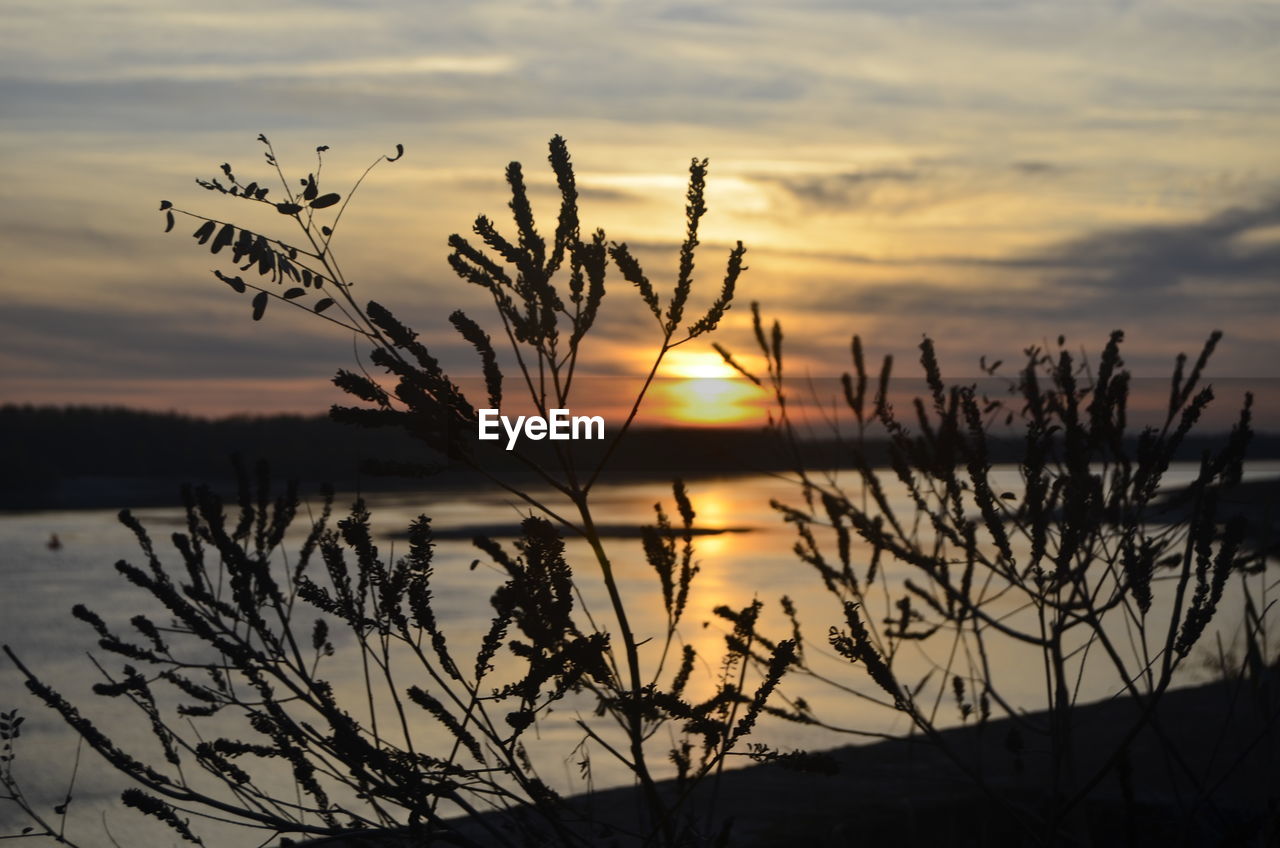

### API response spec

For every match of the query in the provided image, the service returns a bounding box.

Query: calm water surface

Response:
[2,466,1275,844]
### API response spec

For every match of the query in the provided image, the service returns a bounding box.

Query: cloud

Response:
[755,196,1280,376]
[0,296,480,383]
[1026,198,1280,295]
[0,300,342,380]
[757,169,921,211]
[776,193,1280,306]
[39,55,519,85]
[3,0,1280,412]
[1009,160,1065,176]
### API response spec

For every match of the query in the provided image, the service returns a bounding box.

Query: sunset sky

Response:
[1,0,1277,426]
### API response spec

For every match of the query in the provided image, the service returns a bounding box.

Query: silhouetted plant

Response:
[720,307,1276,842]
[3,138,800,848]
[4,135,1275,847]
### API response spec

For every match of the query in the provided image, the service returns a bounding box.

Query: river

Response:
[2,465,1275,845]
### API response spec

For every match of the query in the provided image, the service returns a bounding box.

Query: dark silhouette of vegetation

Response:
[3,137,798,847]
[2,136,1276,847]
[717,312,1279,843]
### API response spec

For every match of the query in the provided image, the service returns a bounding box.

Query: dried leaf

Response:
[192,220,216,244]
[211,223,234,254]
[215,271,246,293]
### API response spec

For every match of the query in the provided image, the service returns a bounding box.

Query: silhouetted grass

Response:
[2,138,1276,847]
[717,310,1278,844]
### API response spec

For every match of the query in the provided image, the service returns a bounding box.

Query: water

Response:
[1,466,1275,845]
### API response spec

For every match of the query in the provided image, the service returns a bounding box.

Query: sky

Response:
[1,0,1277,427]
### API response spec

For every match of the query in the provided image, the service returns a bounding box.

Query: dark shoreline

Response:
[295,676,1280,847]
[4,405,1279,512]
[553,675,1280,847]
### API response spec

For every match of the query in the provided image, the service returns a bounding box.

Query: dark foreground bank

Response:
[290,675,1280,848]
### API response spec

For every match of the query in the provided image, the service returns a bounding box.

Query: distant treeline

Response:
[3,405,1276,510]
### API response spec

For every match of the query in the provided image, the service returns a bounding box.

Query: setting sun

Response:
[662,350,741,380]
[652,350,766,426]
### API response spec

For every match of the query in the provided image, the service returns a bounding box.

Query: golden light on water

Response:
[661,487,754,701]
[652,350,766,426]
